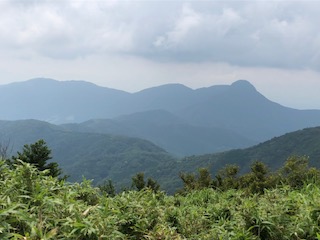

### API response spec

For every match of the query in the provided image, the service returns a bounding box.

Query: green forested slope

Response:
[174,126,320,178]
[126,126,320,193]
[2,119,320,193]
[0,119,176,189]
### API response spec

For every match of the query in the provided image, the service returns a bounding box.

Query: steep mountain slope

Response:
[0,120,175,188]
[178,80,320,141]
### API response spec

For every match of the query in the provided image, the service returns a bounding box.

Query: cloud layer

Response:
[1,0,320,110]
[1,0,320,70]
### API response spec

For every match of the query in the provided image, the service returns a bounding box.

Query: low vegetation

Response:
[179,155,320,194]
[2,141,320,239]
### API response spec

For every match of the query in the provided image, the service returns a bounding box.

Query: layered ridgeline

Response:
[155,126,320,192]
[1,119,320,193]
[2,78,320,156]
[0,120,175,188]
[61,110,254,156]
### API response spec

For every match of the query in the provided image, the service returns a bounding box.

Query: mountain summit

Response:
[1,78,320,156]
[231,79,257,91]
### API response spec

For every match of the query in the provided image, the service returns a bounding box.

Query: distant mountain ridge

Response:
[1,78,320,156]
[0,78,130,123]
[61,109,254,156]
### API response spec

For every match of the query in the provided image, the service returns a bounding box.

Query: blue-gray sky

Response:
[0,0,320,109]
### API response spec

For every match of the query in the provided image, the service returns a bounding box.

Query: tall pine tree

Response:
[13,139,62,177]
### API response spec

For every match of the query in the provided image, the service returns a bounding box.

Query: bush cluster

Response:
[2,155,320,239]
[179,155,320,195]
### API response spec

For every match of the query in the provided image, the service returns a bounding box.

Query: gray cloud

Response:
[150,1,320,69]
[0,0,319,70]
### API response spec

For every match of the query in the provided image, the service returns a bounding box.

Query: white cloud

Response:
[1,0,320,109]
[1,0,319,70]
[0,0,135,58]
[154,3,202,47]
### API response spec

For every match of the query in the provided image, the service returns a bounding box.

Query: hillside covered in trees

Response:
[177,126,320,175]
[1,120,320,193]
[148,126,320,193]
[0,119,176,189]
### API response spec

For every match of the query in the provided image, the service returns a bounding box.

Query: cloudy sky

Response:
[1,0,320,109]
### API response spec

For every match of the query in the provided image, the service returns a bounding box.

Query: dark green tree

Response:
[12,139,62,178]
[131,172,160,192]
[146,177,160,192]
[132,172,146,191]
[240,161,270,194]
[179,172,196,191]
[213,164,239,190]
[99,179,116,197]
[179,168,212,193]
[279,155,320,188]
[197,168,212,189]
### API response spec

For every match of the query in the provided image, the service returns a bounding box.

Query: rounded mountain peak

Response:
[231,80,256,91]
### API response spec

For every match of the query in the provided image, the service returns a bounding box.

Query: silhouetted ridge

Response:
[136,83,192,94]
[231,80,256,91]
[1,78,320,151]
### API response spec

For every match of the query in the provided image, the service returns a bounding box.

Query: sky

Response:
[0,0,320,109]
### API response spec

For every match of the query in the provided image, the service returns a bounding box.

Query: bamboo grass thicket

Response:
[1,159,320,239]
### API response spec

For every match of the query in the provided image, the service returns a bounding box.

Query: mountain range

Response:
[1,78,320,156]
[1,78,320,192]
[1,119,320,193]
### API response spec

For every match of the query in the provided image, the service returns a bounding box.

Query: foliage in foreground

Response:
[2,159,320,239]
[179,155,320,194]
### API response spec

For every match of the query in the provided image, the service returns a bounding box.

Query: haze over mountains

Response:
[1,78,320,192]
[1,78,320,156]
[1,118,320,193]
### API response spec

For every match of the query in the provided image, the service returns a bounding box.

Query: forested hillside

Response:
[177,126,320,175]
[1,118,320,194]
[0,119,176,189]
[151,126,320,192]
